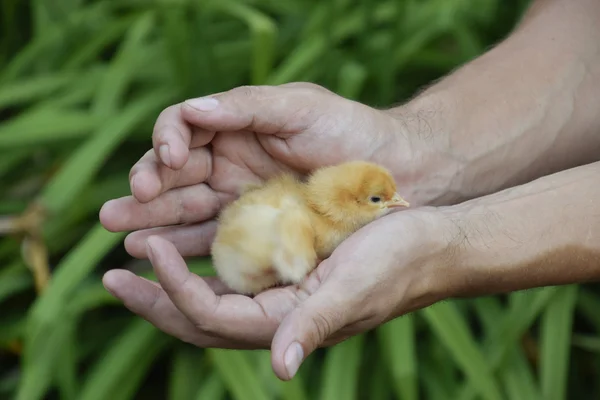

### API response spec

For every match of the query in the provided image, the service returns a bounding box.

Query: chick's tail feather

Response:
[272,205,318,285]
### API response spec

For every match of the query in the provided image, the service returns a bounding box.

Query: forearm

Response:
[391,0,600,206]
[437,160,600,298]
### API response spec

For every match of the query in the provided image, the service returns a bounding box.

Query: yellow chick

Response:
[210,161,410,295]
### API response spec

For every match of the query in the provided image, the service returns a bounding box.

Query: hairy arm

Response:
[433,160,600,299]
[389,0,600,206]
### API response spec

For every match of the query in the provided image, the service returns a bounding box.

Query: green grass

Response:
[1,0,599,399]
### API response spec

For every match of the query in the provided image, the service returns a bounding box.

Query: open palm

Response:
[99,82,421,380]
[103,208,440,380]
[100,83,402,258]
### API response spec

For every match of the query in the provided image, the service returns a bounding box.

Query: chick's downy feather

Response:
[210,161,409,294]
[211,174,317,294]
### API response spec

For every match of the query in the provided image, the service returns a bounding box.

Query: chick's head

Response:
[305,160,409,226]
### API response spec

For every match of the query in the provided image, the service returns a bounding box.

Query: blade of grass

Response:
[420,339,459,400]
[502,348,541,400]
[253,350,283,398]
[66,281,121,316]
[0,262,32,303]
[422,302,502,400]
[268,1,398,85]
[336,60,368,100]
[0,108,98,147]
[16,315,74,400]
[63,17,134,70]
[78,319,172,400]
[473,297,540,400]
[195,373,226,400]
[576,288,600,332]
[212,0,277,85]
[267,34,326,85]
[0,149,30,176]
[366,349,392,400]
[207,349,271,400]
[571,334,600,355]
[377,315,418,400]
[162,6,194,96]
[540,284,578,400]
[38,65,105,108]
[91,12,155,118]
[457,287,559,400]
[279,371,308,400]
[1,2,111,82]
[0,72,77,109]
[40,89,176,215]
[489,287,559,365]
[54,319,78,400]
[0,201,26,214]
[168,346,205,400]
[41,172,131,256]
[473,297,503,333]
[319,334,365,400]
[0,369,19,396]
[394,24,446,70]
[26,223,125,335]
[451,25,483,60]
[0,316,25,348]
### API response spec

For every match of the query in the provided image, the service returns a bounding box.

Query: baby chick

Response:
[210,161,410,295]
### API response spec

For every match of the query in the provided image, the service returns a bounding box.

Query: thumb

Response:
[180,83,334,135]
[270,282,351,380]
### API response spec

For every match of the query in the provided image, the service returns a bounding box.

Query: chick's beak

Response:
[386,193,410,208]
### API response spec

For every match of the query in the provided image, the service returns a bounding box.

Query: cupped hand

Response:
[99,82,410,259]
[102,207,453,380]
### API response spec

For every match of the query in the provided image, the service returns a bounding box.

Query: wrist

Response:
[381,0,600,207]
[417,199,528,302]
[434,162,600,298]
[390,207,465,315]
[379,94,463,208]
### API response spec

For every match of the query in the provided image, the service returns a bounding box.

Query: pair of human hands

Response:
[99,82,451,380]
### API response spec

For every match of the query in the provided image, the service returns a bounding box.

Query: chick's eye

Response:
[370,196,381,203]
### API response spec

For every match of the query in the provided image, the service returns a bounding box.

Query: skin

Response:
[99,0,600,380]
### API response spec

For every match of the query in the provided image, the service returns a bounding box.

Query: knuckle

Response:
[193,319,218,335]
[153,106,177,135]
[230,85,262,100]
[152,124,170,144]
[306,309,338,344]
[128,149,153,181]
[156,104,179,122]
[177,190,202,223]
[296,82,326,92]
[190,146,213,182]
[281,81,327,93]
[192,305,222,336]
[173,193,188,224]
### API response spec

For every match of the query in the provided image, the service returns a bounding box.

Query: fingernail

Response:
[185,97,219,111]
[159,145,171,168]
[284,342,303,379]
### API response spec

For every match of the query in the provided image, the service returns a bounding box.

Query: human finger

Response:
[123,220,218,259]
[151,105,194,170]
[103,270,256,349]
[135,274,237,298]
[129,145,214,203]
[181,83,331,135]
[99,183,221,232]
[146,236,279,345]
[270,276,353,380]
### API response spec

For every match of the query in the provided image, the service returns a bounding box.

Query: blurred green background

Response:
[1,0,599,399]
